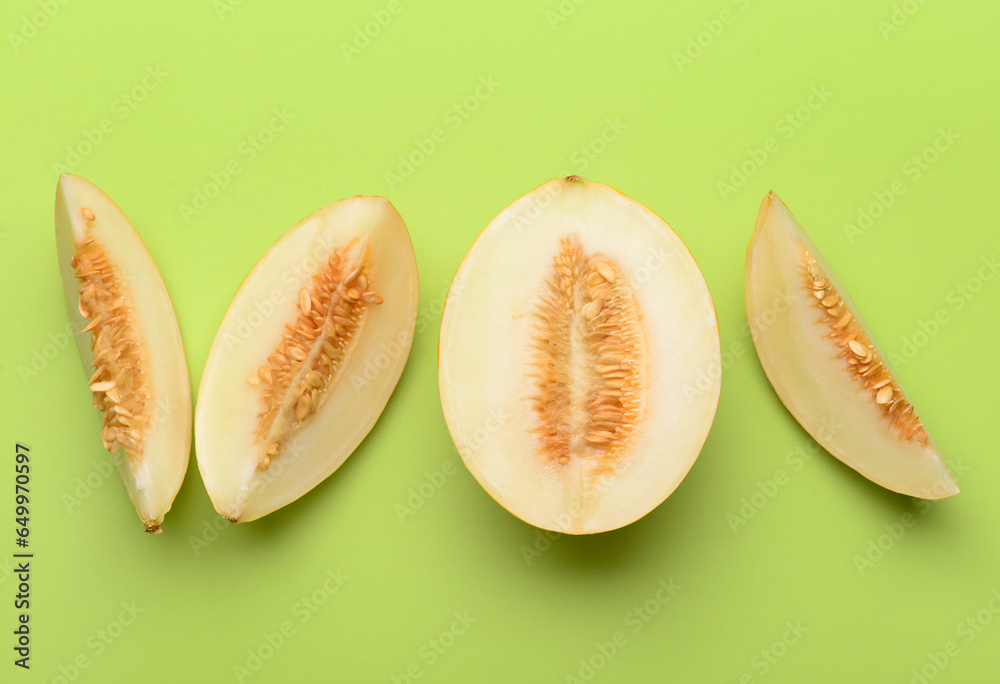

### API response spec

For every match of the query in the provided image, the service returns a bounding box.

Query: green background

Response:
[1,0,998,682]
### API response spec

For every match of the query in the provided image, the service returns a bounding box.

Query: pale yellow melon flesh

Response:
[745,192,958,499]
[196,197,418,523]
[439,177,721,534]
[55,174,192,533]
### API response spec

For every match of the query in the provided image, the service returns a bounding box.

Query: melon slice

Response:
[196,197,418,523]
[55,174,192,533]
[745,191,958,499]
[438,177,721,534]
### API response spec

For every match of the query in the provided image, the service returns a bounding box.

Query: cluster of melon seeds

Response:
[529,237,644,476]
[247,244,383,471]
[802,252,927,444]
[72,208,152,467]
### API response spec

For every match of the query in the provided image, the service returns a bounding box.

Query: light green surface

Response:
[1,1,998,682]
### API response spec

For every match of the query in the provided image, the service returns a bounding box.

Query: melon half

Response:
[745,192,958,499]
[439,177,721,534]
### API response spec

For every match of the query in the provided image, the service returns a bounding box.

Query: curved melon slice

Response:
[745,192,958,499]
[439,177,721,534]
[196,197,418,523]
[55,174,192,533]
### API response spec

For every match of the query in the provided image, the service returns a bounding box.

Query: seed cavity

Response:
[802,252,927,444]
[72,233,151,467]
[528,237,645,480]
[250,239,384,471]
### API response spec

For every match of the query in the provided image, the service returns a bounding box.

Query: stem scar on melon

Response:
[745,191,958,499]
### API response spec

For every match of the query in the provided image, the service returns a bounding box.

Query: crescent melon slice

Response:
[55,174,192,533]
[745,191,958,499]
[196,197,418,522]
